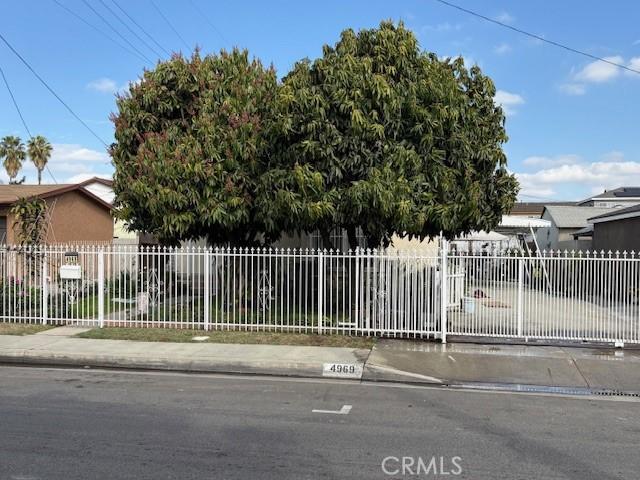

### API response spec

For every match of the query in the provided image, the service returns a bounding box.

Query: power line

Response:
[0,65,58,183]
[431,0,640,76]
[187,0,228,45]
[1,65,32,138]
[80,0,153,64]
[51,0,147,63]
[0,32,109,148]
[111,0,172,57]
[97,0,163,59]
[150,0,191,53]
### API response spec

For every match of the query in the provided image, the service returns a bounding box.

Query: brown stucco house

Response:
[0,182,113,244]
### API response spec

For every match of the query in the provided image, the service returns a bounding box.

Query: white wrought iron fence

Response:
[1,244,639,346]
[0,245,441,337]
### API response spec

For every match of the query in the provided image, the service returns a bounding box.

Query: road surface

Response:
[0,366,638,479]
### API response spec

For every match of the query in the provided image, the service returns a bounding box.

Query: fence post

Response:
[517,257,524,337]
[440,239,448,344]
[317,249,324,335]
[41,252,48,326]
[354,248,360,332]
[98,248,105,328]
[203,249,210,331]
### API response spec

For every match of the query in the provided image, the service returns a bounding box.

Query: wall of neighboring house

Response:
[593,217,640,253]
[46,191,113,243]
[535,212,589,251]
[0,191,113,245]
[535,211,559,250]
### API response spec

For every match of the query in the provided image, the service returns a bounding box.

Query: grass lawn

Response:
[76,327,377,348]
[0,322,53,335]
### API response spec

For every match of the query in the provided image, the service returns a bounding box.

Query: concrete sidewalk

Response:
[364,340,640,392]
[1,328,640,393]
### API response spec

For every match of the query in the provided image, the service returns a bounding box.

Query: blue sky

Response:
[2,0,639,201]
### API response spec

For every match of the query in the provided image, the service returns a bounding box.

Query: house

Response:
[588,204,640,253]
[577,187,640,208]
[509,201,575,219]
[0,182,113,244]
[536,205,612,251]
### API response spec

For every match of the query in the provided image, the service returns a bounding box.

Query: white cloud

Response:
[560,56,640,95]
[494,89,525,115]
[494,43,512,55]
[626,57,640,75]
[559,83,586,96]
[515,152,640,200]
[86,78,119,94]
[522,154,581,168]
[574,56,623,83]
[494,12,515,23]
[51,144,109,163]
[422,22,462,33]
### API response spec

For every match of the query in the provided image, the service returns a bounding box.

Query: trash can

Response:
[462,297,475,314]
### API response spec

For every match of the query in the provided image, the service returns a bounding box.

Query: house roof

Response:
[510,202,575,217]
[589,203,640,223]
[590,187,640,199]
[572,225,594,238]
[543,206,612,228]
[77,177,113,188]
[0,181,112,210]
[577,186,640,205]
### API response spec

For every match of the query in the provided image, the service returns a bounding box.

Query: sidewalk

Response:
[1,327,640,394]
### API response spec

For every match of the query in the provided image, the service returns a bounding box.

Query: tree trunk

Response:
[37,169,42,185]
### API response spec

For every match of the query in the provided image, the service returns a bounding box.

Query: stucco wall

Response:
[593,217,640,253]
[1,191,113,244]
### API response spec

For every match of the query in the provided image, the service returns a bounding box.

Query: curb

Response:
[0,352,340,380]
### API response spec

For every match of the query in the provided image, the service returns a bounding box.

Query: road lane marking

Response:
[312,404,352,415]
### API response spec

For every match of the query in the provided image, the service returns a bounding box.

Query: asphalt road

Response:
[0,366,638,480]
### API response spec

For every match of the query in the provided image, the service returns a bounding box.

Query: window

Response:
[0,216,6,244]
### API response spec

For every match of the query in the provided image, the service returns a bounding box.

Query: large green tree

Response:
[110,49,279,245]
[0,135,26,183]
[111,23,518,248]
[261,21,518,248]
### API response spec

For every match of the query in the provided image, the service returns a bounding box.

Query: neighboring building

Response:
[589,204,640,253]
[509,202,575,219]
[0,183,113,244]
[577,187,640,208]
[537,206,611,251]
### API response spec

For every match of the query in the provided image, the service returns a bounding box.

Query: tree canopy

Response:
[264,21,518,248]
[111,22,519,248]
[111,49,279,245]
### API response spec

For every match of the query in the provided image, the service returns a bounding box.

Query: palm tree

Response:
[0,136,26,183]
[27,135,52,185]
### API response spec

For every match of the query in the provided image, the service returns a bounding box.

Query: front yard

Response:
[0,322,53,335]
[76,327,377,348]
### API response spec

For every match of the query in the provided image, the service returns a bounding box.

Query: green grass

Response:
[0,322,54,335]
[76,327,377,348]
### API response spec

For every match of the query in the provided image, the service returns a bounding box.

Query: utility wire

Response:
[0,65,58,183]
[81,0,153,64]
[187,0,228,45]
[111,0,172,57]
[431,0,640,76]
[51,0,146,63]
[1,65,32,138]
[0,32,109,148]
[150,0,191,53]
[98,0,163,59]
